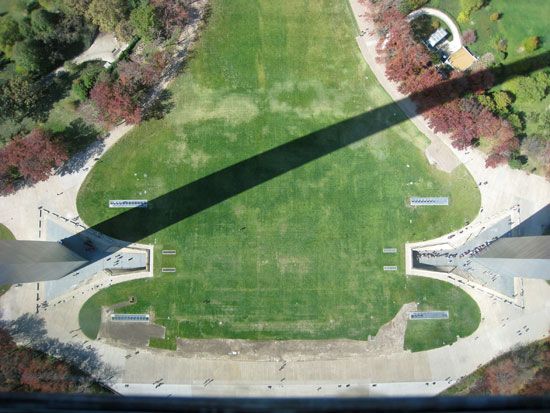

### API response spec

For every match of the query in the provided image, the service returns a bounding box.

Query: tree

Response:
[506,75,548,102]
[0,129,68,186]
[86,0,129,33]
[72,64,104,100]
[89,79,142,126]
[0,75,45,121]
[11,40,50,73]
[489,12,501,21]
[20,358,73,393]
[522,36,540,53]
[59,0,91,16]
[151,0,188,38]
[130,1,160,41]
[30,8,58,41]
[521,136,550,178]
[492,91,512,114]
[0,16,23,57]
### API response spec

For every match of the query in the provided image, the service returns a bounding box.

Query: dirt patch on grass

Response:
[175,302,417,361]
[98,301,165,348]
[101,321,165,348]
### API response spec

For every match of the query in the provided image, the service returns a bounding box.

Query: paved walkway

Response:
[0,0,548,398]
[72,33,125,66]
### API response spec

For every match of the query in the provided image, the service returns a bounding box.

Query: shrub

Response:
[398,0,429,14]
[457,11,469,24]
[489,12,501,21]
[496,38,508,53]
[463,29,477,45]
[460,0,485,19]
[72,65,103,101]
[522,36,540,53]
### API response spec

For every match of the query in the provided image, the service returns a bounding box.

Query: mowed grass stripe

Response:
[77,0,480,351]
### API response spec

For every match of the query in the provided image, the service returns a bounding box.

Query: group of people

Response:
[457,236,499,259]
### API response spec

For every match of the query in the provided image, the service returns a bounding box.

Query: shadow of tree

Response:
[57,119,105,176]
[1,314,120,386]
[143,89,175,121]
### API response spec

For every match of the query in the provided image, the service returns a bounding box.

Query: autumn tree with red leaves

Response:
[150,0,189,38]
[0,129,68,195]
[89,79,142,127]
[0,326,108,393]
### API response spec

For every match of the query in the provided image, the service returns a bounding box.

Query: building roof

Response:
[427,28,448,48]
[447,46,476,71]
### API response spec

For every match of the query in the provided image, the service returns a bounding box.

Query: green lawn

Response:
[0,223,15,296]
[0,223,14,240]
[429,0,549,65]
[77,0,481,351]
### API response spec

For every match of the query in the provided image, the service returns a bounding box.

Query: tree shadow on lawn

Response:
[64,51,550,248]
[143,89,175,122]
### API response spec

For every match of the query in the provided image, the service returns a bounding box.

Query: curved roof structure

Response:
[407,7,463,53]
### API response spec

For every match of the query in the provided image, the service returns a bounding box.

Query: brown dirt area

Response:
[174,302,417,361]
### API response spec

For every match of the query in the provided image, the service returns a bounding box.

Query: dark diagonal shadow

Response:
[69,52,549,247]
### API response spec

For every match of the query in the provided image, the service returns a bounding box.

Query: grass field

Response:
[78,0,481,351]
[0,223,14,240]
[429,0,549,65]
[0,223,15,296]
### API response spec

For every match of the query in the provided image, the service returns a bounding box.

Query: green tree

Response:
[12,40,50,73]
[59,0,91,16]
[30,8,57,40]
[506,75,548,102]
[522,36,540,53]
[506,113,523,131]
[129,1,159,41]
[477,93,496,112]
[86,0,128,33]
[493,91,512,114]
[0,75,45,121]
[72,64,103,100]
[0,16,23,57]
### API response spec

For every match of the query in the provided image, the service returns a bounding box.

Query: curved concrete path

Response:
[0,0,549,398]
[407,7,463,53]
